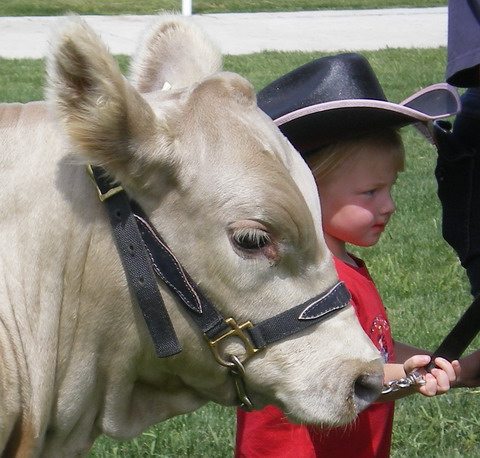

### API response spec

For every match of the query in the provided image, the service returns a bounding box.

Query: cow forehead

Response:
[171,118,317,246]
[143,76,323,244]
[215,108,321,231]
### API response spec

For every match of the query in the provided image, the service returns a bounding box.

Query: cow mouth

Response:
[268,361,383,426]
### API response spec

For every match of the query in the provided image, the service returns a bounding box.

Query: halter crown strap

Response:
[88,165,182,357]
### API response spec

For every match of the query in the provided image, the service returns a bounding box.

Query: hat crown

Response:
[258,53,387,121]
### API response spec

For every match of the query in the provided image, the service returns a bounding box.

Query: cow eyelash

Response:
[231,227,271,251]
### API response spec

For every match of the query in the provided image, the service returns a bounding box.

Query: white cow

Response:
[0,15,383,456]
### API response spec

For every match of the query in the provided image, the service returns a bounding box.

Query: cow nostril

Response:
[354,373,383,413]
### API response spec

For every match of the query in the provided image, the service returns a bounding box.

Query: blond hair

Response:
[305,129,405,184]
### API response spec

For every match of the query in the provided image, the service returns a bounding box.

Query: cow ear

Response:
[129,16,222,93]
[47,16,176,191]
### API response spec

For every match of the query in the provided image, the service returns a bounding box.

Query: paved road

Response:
[0,7,447,59]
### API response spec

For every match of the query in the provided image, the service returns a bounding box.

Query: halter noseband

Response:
[87,165,351,410]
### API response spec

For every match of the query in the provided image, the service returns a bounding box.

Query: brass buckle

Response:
[205,318,261,367]
[86,165,124,202]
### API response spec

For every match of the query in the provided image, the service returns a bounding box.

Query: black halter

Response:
[87,165,351,409]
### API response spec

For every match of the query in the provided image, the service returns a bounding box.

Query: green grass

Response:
[0,0,447,16]
[85,403,236,457]
[2,45,479,457]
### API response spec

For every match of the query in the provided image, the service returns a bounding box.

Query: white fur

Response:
[0,15,382,456]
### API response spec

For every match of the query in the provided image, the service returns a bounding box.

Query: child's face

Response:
[317,148,398,250]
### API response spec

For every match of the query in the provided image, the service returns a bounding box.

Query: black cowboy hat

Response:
[257,53,460,154]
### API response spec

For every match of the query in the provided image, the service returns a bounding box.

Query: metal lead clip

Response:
[382,371,426,395]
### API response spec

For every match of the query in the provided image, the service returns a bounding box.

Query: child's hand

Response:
[403,355,460,397]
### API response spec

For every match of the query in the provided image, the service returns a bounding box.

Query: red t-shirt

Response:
[235,256,395,458]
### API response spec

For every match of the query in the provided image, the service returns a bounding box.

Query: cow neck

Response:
[87,165,351,410]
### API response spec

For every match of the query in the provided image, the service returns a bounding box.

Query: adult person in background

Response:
[434,0,480,296]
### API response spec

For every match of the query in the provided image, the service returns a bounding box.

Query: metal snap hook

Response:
[230,355,254,411]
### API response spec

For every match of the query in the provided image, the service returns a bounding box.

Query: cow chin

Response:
[273,359,383,427]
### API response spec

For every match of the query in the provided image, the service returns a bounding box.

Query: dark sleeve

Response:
[446,0,480,87]
[434,89,480,297]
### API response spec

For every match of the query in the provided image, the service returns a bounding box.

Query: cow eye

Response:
[229,221,280,265]
[228,220,281,264]
[232,228,271,251]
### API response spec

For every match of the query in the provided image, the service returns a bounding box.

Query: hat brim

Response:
[273,83,460,154]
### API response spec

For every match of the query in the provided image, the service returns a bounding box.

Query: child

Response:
[235,53,462,458]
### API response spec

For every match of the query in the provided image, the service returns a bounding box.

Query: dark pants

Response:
[435,88,480,297]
